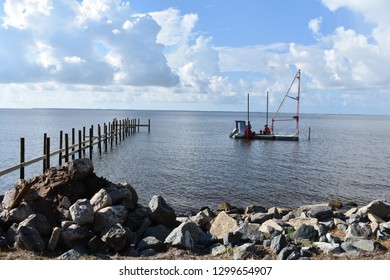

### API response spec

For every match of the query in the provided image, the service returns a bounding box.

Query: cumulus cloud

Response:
[0,0,179,86]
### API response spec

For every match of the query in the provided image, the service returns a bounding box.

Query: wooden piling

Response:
[89,126,93,160]
[65,133,69,163]
[43,133,47,173]
[308,127,311,141]
[72,128,75,160]
[45,137,50,170]
[98,124,102,156]
[59,131,63,166]
[20,138,25,180]
[78,130,82,159]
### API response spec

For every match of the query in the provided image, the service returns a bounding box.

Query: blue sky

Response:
[0,0,389,114]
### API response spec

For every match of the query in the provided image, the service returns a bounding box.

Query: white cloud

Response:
[308,17,322,33]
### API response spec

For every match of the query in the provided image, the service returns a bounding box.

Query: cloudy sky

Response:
[0,0,389,114]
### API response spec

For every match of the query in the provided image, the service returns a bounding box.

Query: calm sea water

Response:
[0,109,389,212]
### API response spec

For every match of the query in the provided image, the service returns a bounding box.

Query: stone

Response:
[358,200,390,219]
[88,235,110,253]
[368,213,385,224]
[190,210,214,230]
[270,234,288,254]
[223,231,243,246]
[48,227,62,251]
[69,199,94,225]
[137,236,167,252]
[61,224,92,249]
[313,242,342,254]
[344,207,358,217]
[233,243,265,260]
[209,211,238,239]
[345,223,372,240]
[14,225,45,253]
[294,224,319,241]
[165,221,202,249]
[259,219,283,236]
[8,203,34,223]
[250,213,273,224]
[288,217,318,230]
[136,218,152,238]
[148,195,177,227]
[90,189,112,212]
[308,205,333,221]
[94,205,128,232]
[143,224,171,242]
[108,187,132,204]
[117,182,139,205]
[277,246,300,260]
[210,244,227,256]
[245,205,267,214]
[19,213,52,236]
[350,239,384,252]
[57,249,81,260]
[101,223,136,252]
[235,222,265,243]
[67,158,94,181]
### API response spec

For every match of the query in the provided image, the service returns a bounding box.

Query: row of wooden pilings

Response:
[0,118,151,181]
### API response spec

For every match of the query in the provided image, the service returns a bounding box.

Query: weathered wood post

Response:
[59,131,63,166]
[78,130,82,159]
[83,126,86,156]
[104,123,108,153]
[20,138,25,180]
[148,119,151,132]
[98,124,102,156]
[45,137,50,170]
[89,126,93,160]
[138,118,140,132]
[43,133,47,173]
[65,133,69,163]
[72,128,75,160]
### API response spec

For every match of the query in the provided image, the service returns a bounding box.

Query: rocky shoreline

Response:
[1,158,389,260]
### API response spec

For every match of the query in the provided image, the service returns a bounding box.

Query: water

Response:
[1,109,389,212]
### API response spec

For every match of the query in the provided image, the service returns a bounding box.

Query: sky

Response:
[0,0,389,114]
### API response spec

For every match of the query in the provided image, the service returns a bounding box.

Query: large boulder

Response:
[165,221,203,249]
[209,211,238,239]
[358,200,390,219]
[14,225,45,253]
[19,213,52,236]
[67,158,94,181]
[61,224,92,248]
[94,205,128,232]
[69,199,94,225]
[294,224,319,241]
[101,223,136,252]
[148,195,176,227]
[90,189,112,212]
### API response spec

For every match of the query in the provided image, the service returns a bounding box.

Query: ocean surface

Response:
[0,109,389,212]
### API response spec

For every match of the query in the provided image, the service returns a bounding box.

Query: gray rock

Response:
[61,224,92,248]
[210,244,227,256]
[143,224,171,242]
[88,235,110,253]
[94,205,128,232]
[294,224,319,241]
[108,187,132,204]
[140,248,156,257]
[137,236,167,252]
[190,210,214,230]
[313,242,342,254]
[90,189,112,212]
[19,213,51,236]
[69,199,94,225]
[67,158,94,181]
[308,205,333,221]
[8,203,34,223]
[235,222,265,243]
[0,234,7,247]
[358,200,390,219]
[14,225,45,253]
[148,195,177,227]
[101,223,136,252]
[165,221,202,249]
[233,243,265,260]
[277,246,300,260]
[350,239,384,252]
[48,227,61,251]
[136,218,152,238]
[250,212,273,224]
[270,234,288,254]
[223,231,243,246]
[345,223,372,240]
[57,249,81,260]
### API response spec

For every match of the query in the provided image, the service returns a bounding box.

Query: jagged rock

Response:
[19,213,51,236]
[137,236,167,252]
[349,239,384,252]
[190,209,214,230]
[294,224,319,241]
[368,213,385,224]
[250,212,273,224]
[223,231,243,246]
[136,217,152,237]
[308,205,333,221]
[88,235,110,253]
[57,249,81,260]
[288,217,318,230]
[245,205,267,214]
[108,187,132,204]
[148,195,176,227]
[8,203,34,223]
[140,248,156,257]
[94,205,128,232]
[325,233,342,245]
[61,224,92,248]
[210,244,227,256]
[0,234,7,247]
[67,158,94,181]
[345,223,372,240]
[270,234,288,254]
[259,219,283,236]
[235,222,265,243]
[90,189,112,212]
[313,242,342,254]
[14,225,45,253]
[143,224,171,242]
[358,200,390,219]
[48,227,61,251]
[209,211,238,239]
[165,221,202,249]
[117,182,139,204]
[101,223,136,252]
[233,243,265,260]
[277,246,300,260]
[69,199,94,225]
